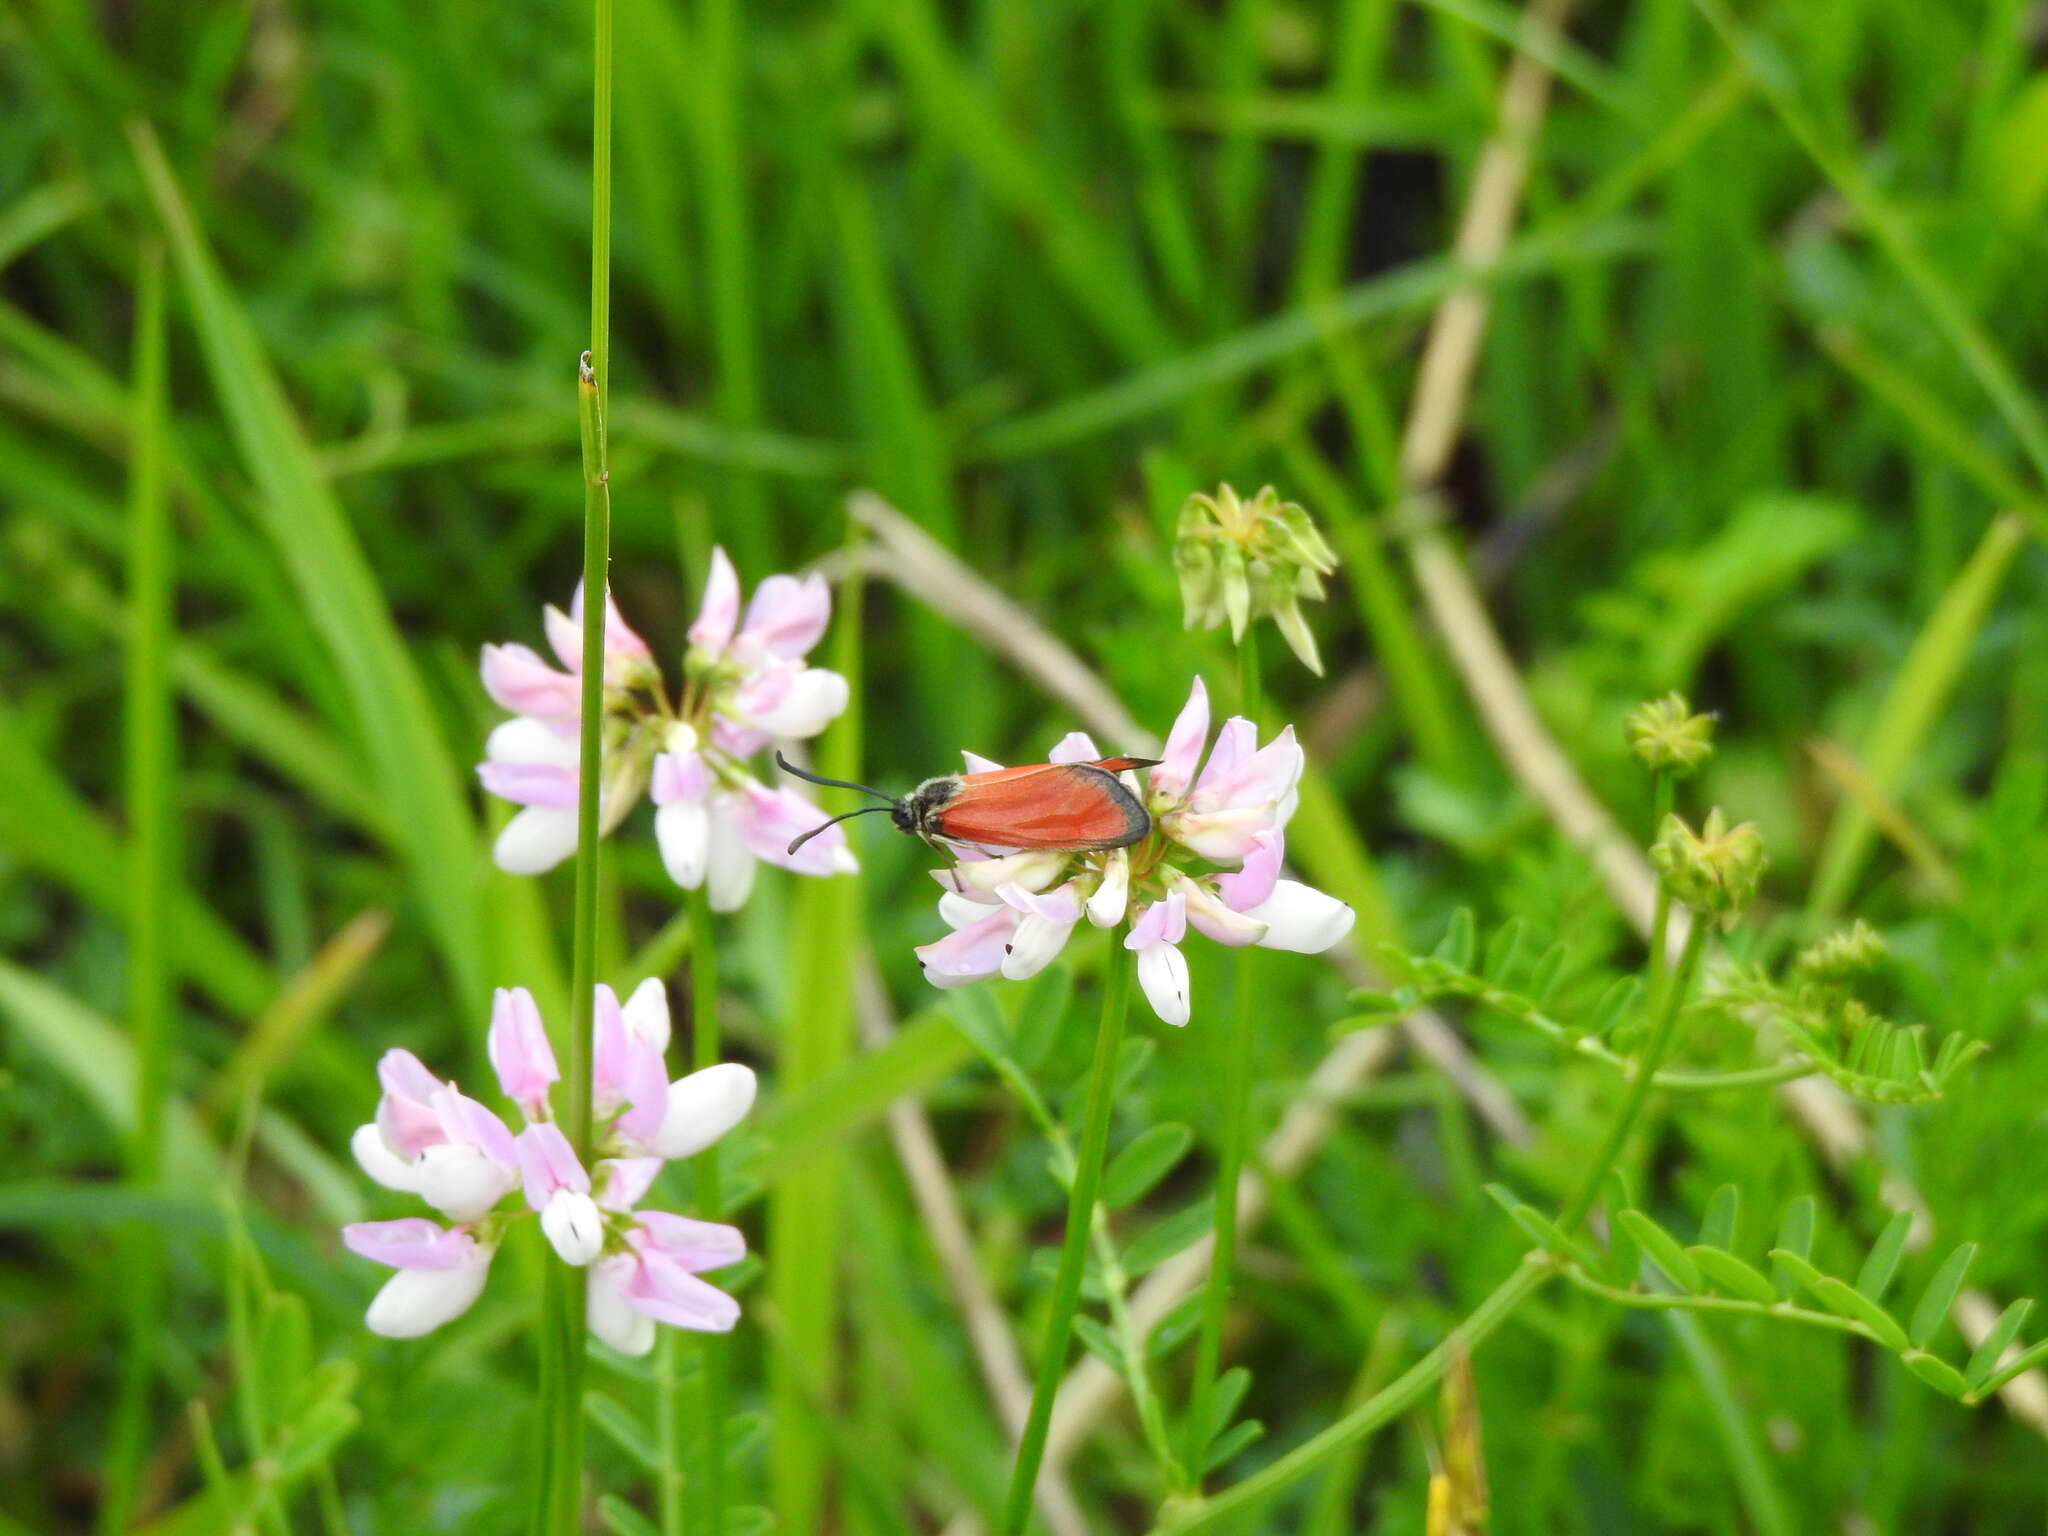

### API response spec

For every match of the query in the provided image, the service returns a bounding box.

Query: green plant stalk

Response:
[550,1,614,1525]
[1562,916,1708,1231]
[1665,1311,1798,1536]
[1647,770,1674,987]
[1166,897,1711,1532]
[687,885,726,1536]
[102,242,171,1536]
[1183,638,1263,1484]
[1158,1259,1550,1534]
[1001,937,1133,1536]
[769,541,864,1533]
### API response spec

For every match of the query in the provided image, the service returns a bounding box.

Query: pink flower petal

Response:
[489,987,558,1119]
[650,749,710,806]
[342,1217,481,1272]
[598,1157,664,1212]
[914,909,1020,988]
[689,547,742,654]
[994,880,1082,923]
[516,1121,591,1207]
[623,1262,740,1333]
[480,643,581,721]
[1189,725,1303,812]
[731,782,858,876]
[477,759,580,809]
[633,1211,748,1271]
[1124,890,1187,950]
[738,572,831,660]
[1151,676,1211,797]
[431,1088,519,1167]
[1193,717,1257,796]
[1214,828,1284,911]
[1047,731,1101,765]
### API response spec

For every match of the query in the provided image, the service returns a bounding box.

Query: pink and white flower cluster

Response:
[477,550,857,910]
[342,982,755,1352]
[913,676,1354,1026]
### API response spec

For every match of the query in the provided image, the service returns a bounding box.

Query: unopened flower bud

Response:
[1625,693,1715,776]
[1650,808,1766,928]
[1173,484,1339,674]
[1796,919,1886,979]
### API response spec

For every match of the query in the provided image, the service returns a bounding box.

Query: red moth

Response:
[776,751,1160,856]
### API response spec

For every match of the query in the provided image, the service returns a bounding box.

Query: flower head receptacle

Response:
[1625,693,1716,778]
[1174,484,1338,675]
[1650,807,1766,930]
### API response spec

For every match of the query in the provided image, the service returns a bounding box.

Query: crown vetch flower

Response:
[477,552,856,909]
[344,982,754,1341]
[910,676,1355,1026]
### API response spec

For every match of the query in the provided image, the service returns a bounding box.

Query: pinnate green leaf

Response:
[1688,1245,1779,1305]
[1964,1298,2032,1388]
[1616,1210,1702,1292]
[1856,1210,1915,1301]
[1103,1123,1194,1208]
[1909,1242,1978,1348]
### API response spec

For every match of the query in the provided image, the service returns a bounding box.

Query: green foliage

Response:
[1373,909,1988,1104]
[7,0,2048,1532]
[1500,1182,2034,1407]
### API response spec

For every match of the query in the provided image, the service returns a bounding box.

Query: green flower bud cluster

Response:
[1795,919,1887,980]
[1650,808,1767,929]
[1174,484,1339,675]
[1624,693,1716,776]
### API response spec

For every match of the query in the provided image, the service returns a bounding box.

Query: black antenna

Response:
[774,750,895,803]
[787,804,894,856]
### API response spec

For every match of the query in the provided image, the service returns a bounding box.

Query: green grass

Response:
[5,1,2048,1533]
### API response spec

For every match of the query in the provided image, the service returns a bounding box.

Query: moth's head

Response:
[897,776,960,836]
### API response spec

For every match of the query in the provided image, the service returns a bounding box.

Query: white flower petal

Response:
[1085,850,1130,929]
[937,891,993,928]
[1000,914,1077,981]
[622,977,672,1053]
[654,1064,757,1161]
[1135,943,1191,1028]
[655,800,710,889]
[494,806,580,875]
[542,1190,606,1266]
[588,1257,656,1356]
[1246,879,1355,954]
[415,1144,518,1224]
[706,815,756,913]
[932,850,1068,897]
[364,1260,491,1339]
[486,716,580,768]
[351,1124,420,1193]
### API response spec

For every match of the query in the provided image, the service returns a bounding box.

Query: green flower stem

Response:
[687,886,727,1536]
[1562,915,1707,1231]
[1002,934,1133,1536]
[103,242,171,1536]
[1184,635,1262,1486]
[1647,769,1675,986]
[655,1326,684,1536]
[552,0,614,1527]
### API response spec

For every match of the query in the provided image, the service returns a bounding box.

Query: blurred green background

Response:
[5,0,2048,1531]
